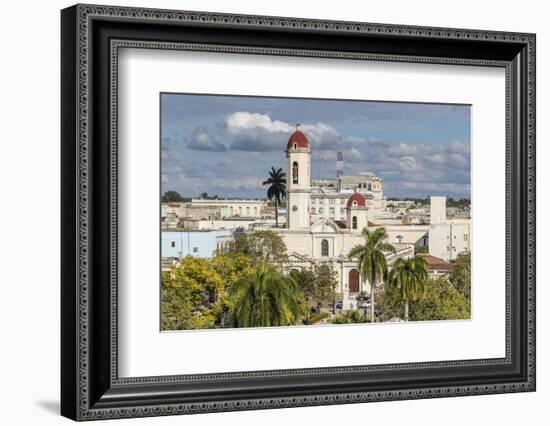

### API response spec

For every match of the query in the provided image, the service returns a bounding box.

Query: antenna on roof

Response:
[319,132,325,180]
[336,151,343,178]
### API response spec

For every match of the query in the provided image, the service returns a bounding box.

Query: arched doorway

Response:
[349,269,360,293]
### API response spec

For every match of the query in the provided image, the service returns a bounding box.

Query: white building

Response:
[309,174,385,222]
[161,199,268,230]
[428,196,471,261]
[190,199,267,219]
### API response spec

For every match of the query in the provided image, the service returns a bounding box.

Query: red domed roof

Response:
[347,193,366,208]
[286,130,310,150]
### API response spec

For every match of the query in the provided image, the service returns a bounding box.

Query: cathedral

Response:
[161,126,470,308]
[276,127,414,308]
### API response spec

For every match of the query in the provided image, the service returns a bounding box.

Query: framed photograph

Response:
[61,4,536,421]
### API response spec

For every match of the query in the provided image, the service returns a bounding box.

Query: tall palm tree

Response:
[230,265,302,328]
[262,167,286,228]
[387,256,428,321]
[348,227,395,323]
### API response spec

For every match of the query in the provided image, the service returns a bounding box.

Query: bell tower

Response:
[286,125,311,229]
[346,192,368,232]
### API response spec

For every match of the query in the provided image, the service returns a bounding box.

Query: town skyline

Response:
[161,93,471,199]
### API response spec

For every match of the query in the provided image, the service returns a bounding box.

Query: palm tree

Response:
[262,167,286,228]
[348,227,395,323]
[387,256,428,321]
[230,265,302,328]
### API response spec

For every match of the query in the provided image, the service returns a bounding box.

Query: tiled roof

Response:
[347,193,367,208]
[420,254,452,272]
[286,130,309,150]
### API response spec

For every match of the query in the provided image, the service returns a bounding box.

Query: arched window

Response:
[321,239,329,257]
[396,235,403,243]
[292,161,299,184]
[352,216,358,229]
[246,206,250,216]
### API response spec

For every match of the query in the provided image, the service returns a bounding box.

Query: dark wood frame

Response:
[61,4,536,421]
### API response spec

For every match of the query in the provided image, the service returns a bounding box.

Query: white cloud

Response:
[389,143,418,157]
[187,126,226,152]
[345,147,364,163]
[225,112,342,152]
[299,122,342,149]
[344,136,387,147]
[399,181,471,195]
[163,111,471,198]
[225,112,292,151]
[162,173,266,198]
[398,156,417,172]
[448,153,469,168]
[425,153,446,164]
[226,112,292,133]
[312,146,364,163]
[448,140,470,154]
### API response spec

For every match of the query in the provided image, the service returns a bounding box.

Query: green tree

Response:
[409,277,470,321]
[161,190,185,203]
[373,285,405,322]
[161,256,225,330]
[290,268,317,322]
[313,263,339,314]
[387,256,428,321]
[262,167,287,228]
[161,254,255,330]
[330,310,366,324]
[416,245,429,254]
[348,227,395,322]
[230,265,303,327]
[229,230,288,264]
[448,252,471,299]
[210,253,255,326]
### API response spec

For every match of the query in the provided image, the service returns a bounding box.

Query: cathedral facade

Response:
[276,127,414,308]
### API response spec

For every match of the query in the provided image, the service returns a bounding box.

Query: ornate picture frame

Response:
[61,4,535,421]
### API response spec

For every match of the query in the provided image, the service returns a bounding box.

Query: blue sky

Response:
[161,93,471,199]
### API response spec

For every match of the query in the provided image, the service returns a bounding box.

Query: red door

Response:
[349,269,360,293]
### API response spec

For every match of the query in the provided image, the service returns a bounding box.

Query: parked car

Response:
[359,301,371,309]
[335,301,343,310]
[356,292,371,301]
